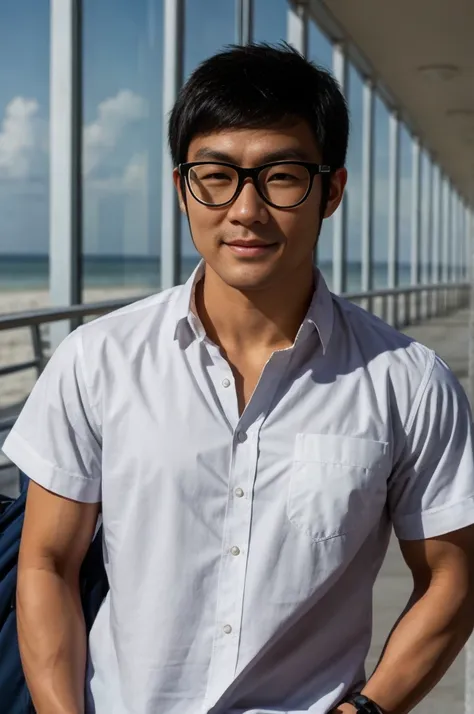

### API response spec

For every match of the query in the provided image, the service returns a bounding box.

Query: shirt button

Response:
[230,546,240,556]
[222,378,231,388]
[237,431,247,443]
[235,487,244,498]
[223,624,232,634]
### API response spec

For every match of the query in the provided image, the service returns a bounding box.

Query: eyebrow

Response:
[192,147,314,164]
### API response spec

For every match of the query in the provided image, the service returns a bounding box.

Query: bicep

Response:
[19,480,101,580]
[399,525,474,594]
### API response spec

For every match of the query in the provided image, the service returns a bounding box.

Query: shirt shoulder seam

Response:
[404,347,436,436]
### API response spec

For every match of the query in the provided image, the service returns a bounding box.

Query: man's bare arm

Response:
[17,481,101,714]
[336,524,474,714]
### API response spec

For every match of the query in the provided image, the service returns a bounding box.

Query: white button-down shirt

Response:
[4,262,474,714]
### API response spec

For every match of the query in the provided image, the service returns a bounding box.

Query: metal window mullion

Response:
[160,0,184,291]
[49,0,83,349]
[287,0,308,56]
[387,111,400,325]
[332,42,348,295]
[361,80,375,310]
[236,0,253,45]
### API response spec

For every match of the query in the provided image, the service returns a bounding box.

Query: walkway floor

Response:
[1,307,472,711]
[367,307,472,714]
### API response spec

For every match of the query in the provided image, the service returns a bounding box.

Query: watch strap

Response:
[345,693,383,714]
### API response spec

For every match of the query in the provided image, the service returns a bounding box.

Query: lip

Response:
[225,241,278,258]
[224,240,278,257]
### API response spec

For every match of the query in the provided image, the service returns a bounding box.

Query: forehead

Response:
[187,121,321,166]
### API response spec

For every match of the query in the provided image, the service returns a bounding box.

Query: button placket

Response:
[203,429,260,710]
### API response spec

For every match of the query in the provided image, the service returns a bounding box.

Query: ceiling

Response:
[309,0,474,201]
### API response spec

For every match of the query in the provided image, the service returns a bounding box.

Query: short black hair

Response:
[168,42,349,170]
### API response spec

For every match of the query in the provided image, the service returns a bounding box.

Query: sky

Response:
[0,0,416,266]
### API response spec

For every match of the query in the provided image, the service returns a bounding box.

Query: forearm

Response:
[360,579,474,714]
[17,565,87,714]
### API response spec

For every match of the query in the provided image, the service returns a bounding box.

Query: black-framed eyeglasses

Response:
[178,160,331,209]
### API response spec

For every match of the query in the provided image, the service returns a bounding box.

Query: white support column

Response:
[421,156,432,285]
[442,178,450,284]
[236,0,253,45]
[387,111,400,325]
[160,0,184,290]
[332,42,348,295]
[431,165,441,314]
[451,189,458,283]
[410,139,422,321]
[287,0,309,56]
[361,80,375,311]
[466,203,472,282]
[49,0,82,349]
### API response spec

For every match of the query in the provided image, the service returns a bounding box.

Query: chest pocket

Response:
[287,433,390,543]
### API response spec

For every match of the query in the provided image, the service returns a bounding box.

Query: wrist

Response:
[332,704,357,714]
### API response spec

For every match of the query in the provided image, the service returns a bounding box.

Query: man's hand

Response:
[331,704,357,714]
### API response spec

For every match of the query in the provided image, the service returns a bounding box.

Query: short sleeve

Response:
[2,327,102,503]
[388,354,474,540]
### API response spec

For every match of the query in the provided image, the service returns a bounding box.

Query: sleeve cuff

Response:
[393,494,474,540]
[2,429,102,503]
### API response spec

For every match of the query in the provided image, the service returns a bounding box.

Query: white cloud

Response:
[84,90,147,176]
[0,97,46,179]
[0,89,147,183]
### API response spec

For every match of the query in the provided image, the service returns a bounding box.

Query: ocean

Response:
[0,255,413,294]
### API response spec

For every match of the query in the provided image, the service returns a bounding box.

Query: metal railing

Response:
[0,279,469,389]
[0,280,470,475]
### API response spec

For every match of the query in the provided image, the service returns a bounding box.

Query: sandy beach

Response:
[0,285,444,412]
[0,286,150,411]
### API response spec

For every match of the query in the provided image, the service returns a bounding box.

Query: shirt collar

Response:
[174,259,334,354]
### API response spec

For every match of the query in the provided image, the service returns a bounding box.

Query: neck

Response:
[195,262,316,354]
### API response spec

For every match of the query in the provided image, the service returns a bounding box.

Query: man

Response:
[3,44,474,714]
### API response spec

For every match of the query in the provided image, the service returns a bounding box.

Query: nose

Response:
[226,179,269,226]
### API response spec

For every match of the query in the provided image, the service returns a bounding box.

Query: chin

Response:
[217,263,280,291]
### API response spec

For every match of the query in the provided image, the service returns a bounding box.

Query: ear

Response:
[173,167,187,214]
[323,168,348,219]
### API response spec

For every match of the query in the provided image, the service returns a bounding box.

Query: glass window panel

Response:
[346,63,363,292]
[0,0,50,410]
[372,94,390,288]
[308,18,332,71]
[180,0,236,283]
[398,125,412,285]
[82,0,164,302]
[253,0,287,43]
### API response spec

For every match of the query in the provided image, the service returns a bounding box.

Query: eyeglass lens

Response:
[187,163,312,207]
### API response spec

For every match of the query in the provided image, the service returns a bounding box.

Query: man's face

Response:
[173,121,346,292]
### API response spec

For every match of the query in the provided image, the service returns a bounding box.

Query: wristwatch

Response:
[343,693,383,713]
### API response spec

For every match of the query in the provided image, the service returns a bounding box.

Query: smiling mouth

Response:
[223,241,279,257]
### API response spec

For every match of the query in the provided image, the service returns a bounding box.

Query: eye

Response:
[267,172,301,182]
[203,172,232,181]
